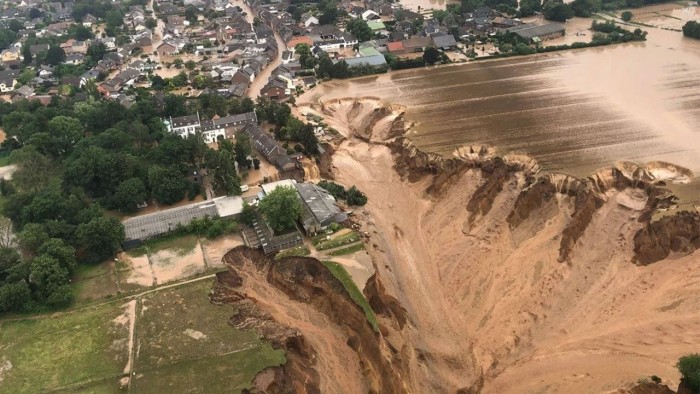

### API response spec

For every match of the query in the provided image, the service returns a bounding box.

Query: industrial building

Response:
[507,23,566,43]
[122,196,243,248]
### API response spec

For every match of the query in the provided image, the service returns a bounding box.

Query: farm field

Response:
[0,280,284,393]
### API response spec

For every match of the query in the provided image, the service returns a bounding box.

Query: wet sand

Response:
[302,26,700,207]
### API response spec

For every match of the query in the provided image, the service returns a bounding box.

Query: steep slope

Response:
[304,97,700,393]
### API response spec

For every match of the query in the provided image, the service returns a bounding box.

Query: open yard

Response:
[0,280,284,393]
[132,280,285,392]
[0,302,131,393]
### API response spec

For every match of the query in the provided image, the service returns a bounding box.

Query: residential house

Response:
[402,36,433,52]
[156,41,178,56]
[431,33,457,50]
[362,10,381,20]
[386,40,406,55]
[29,43,50,56]
[0,69,19,92]
[301,13,319,28]
[343,44,387,69]
[0,47,21,64]
[82,14,98,27]
[288,35,313,48]
[492,17,523,29]
[260,78,288,100]
[65,53,85,65]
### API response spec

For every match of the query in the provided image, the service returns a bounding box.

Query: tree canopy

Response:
[347,18,373,42]
[677,354,700,392]
[258,186,301,233]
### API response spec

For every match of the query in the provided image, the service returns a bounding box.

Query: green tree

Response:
[44,116,83,157]
[114,178,147,213]
[76,216,125,264]
[208,149,241,196]
[543,0,574,21]
[319,2,339,24]
[185,59,196,70]
[18,223,49,254]
[105,10,124,28]
[234,133,253,168]
[519,0,542,16]
[29,255,70,299]
[22,43,32,64]
[172,71,188,87]
[423,47,442,65]
[37,238,77,273]
[570,0,600,17]
[18,68,36,85]
[346,186,368,206]
[45,45,66,66]
[145,17,158,29]
[258,186,301,233]
[8,19,23,33]
[682,21,700,39]
[677,354,700,391]
[347,18,373,42]
[148,165,187,205]
[0,281,31,312]
[240,201,255,225]
[185,6,198,25]
[173,58,184,69]
[621,11,633,22]
[86,42,107,63]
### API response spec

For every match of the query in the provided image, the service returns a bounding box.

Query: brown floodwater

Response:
[303,25,700,208]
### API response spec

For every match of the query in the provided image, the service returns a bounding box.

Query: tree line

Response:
[0,92,257,313]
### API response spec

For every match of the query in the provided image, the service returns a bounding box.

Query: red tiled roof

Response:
[386,41,405,52]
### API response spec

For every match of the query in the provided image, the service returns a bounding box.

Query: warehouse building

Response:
[122,196,243,248]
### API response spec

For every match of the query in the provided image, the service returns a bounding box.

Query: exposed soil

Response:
[284,97,700,393]
[211,247,407,393]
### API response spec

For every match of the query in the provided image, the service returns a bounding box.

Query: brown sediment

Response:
[222,96,700,393]
[211,247,407,394]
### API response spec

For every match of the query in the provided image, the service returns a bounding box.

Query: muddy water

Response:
[303,27,700,207]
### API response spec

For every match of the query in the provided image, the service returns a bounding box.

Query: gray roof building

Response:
[294,183,348,234]
[507,23,565,41]
[122,196,243,247]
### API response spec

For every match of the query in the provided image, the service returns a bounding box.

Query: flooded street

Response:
[302,26,700,207]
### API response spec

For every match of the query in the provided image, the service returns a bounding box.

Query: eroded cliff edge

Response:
[210,247,408,394]
[214,97,700,393]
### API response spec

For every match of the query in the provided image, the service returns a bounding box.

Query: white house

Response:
[301,13,319,28]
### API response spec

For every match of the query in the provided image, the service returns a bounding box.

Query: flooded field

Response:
[302,26,700,207]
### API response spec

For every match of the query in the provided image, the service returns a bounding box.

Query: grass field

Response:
[275,245,311,260]
[328,243,365,256]
[72,262,120,303]
[0,303,130,393]
[0,280,285,393]
[322,261,379,332]
[132,280,285,392]
[314,231,361,251]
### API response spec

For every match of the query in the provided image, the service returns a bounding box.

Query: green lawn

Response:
[72,262,119,302]
[314,231,361,251]
[0,303,130,393]
[322,261,379,332]
[131,347,284,394]
[133,281,285,391]
[328,243,365,256]
[275,245,311,260]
